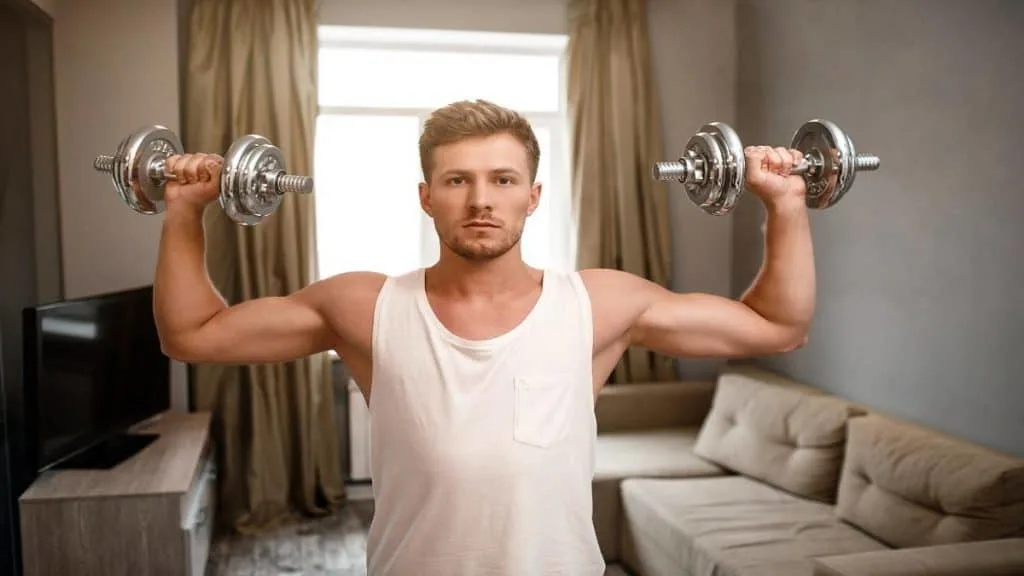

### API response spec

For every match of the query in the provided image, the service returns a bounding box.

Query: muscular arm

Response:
[153,153,382,366]
[153,206,329,364]
[639,199,812,357]
[586,199,814,362]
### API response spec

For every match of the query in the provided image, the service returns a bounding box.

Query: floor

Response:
[206,501,374,576]
[205,498,631,576]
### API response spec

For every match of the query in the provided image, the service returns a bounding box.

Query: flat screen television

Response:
[22,285,170,472]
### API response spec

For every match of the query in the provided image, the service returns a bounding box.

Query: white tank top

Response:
[365,267,605,575]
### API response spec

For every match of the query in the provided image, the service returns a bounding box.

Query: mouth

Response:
[464,221,501,229]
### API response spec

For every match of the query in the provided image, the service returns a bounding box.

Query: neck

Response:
[427,246,539,299]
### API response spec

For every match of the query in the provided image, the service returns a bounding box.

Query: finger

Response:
[789,148,804,166]
[756,145,778,174]
[744,146,762,163]
[165,154,183,177]
[198,156,222,183]
[197,159,212,183]
[774,146,792,174]
[741,145,770,186]
[764,146,780,173]
[182,154,206,185]
[169,154,191,183]
[744,146,768,182]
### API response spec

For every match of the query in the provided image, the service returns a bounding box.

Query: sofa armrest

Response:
[812,538,1024,576]
[595,380,715,433]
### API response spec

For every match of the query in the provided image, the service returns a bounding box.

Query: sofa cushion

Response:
[595,427,726,481]
[836,414,1024,548]
[593,427,726,560]
[693,371,862,502]
[620,476,887,576]
[811,538,1024,576]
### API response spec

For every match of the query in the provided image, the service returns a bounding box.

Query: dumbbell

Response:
[93,125,314,225]
[652,119,880,215]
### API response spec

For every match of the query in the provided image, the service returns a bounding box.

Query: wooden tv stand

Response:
[18,411,216,576]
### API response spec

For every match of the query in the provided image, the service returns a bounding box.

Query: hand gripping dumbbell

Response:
[652,119,880,215]
[93,125,314,225]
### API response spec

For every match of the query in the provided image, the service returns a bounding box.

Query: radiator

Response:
[347,378,372,480]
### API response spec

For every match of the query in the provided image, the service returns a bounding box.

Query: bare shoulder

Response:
[578,268,663,351]
[305,270,388,300]
[578,268,662,311]
[302,270,388,349]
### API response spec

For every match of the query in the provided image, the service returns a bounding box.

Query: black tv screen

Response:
[22,285,170,472]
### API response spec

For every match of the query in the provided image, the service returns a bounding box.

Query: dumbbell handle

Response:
[654,151,880,183]
[791,151,881,176]
[93,154,312,195]
[93,154,180,183]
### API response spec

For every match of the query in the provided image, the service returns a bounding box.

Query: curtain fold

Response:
[567,0,675,384]
[183,0,345,534]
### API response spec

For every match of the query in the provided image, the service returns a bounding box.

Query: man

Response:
[156,99,813,575]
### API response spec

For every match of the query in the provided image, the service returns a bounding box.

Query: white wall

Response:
[52,0,188,411]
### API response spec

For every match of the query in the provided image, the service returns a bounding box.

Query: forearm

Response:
[741,199,816,332]
[153,205,227,350]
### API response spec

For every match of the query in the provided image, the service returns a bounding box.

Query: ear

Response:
[526,182,542,216]
[418,182,433,217]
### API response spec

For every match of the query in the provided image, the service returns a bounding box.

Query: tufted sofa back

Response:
[836,414,1024,548]
[693,371,865,503]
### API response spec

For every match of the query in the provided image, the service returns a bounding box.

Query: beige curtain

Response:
[567,0,675,383]
[183,0,345,534]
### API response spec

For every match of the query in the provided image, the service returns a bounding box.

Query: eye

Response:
[448,176,465,185]
[497,176,515,185]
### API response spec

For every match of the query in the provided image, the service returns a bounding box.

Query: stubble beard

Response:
[442,224,524,261]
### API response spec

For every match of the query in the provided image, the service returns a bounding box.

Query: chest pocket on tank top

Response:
[512,375,574,448]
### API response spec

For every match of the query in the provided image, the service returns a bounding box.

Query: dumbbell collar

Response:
[219,135,316,225]
[95,126,182,215]
[220,135,284,226]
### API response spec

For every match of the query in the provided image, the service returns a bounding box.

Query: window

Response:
[313,26,574,279]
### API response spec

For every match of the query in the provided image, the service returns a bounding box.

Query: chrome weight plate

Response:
[791,119,855,209]
[114,126,182,215]
[703,122,745,215]
[237,143,286,219]
[219,135,284,226]
[682,131,724,212]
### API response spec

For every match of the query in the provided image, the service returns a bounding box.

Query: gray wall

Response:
[732,0,1024,457]
[51,0,189,411]
[0,2,62,571]
[647,0,736,380]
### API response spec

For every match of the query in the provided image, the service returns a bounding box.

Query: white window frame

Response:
[315,26,574,273]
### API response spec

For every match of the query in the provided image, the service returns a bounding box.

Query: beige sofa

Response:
[593,364,1024,576]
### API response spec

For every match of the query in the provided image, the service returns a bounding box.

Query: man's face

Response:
[419,133,541,261]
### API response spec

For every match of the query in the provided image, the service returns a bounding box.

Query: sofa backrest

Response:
[836,414,1024,548]
[720,362,830,397]
[693,370,865,503]
[595,380,716,433]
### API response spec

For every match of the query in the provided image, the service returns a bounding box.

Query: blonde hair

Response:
[419,99,540,183]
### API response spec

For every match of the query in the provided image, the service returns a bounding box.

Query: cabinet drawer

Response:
[182,460,216,576]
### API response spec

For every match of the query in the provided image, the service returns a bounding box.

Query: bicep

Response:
[164,291,332,365]
[631,289,806,359]
[171,271,386,365]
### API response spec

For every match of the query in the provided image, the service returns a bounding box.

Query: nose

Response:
[466,179,494,211]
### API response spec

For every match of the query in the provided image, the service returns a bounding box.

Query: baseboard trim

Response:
[345,482,374,501]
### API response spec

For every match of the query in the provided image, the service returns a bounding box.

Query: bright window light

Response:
[318,48,563,112]
[314,26,574,279]
[318,25,569,51]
